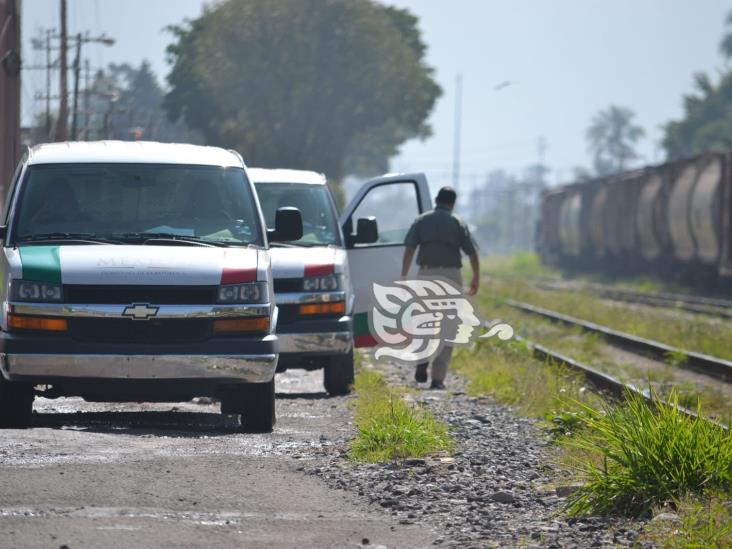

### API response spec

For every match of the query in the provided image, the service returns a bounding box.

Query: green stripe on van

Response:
[19,246,62,283]
[353,312,370,336]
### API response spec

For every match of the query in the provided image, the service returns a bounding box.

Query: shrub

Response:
[564,390,732,517]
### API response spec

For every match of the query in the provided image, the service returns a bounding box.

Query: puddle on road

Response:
[0,370,347,466]
[0,505,371,524]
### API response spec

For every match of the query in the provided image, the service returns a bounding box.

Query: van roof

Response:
[27,141,245,168]
[248,168,326,185]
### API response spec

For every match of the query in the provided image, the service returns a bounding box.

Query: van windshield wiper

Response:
[16,232,122,245]
[111,232,228,247]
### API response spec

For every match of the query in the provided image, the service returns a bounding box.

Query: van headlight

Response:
[11,280,64,302]
[217,282,268,304]
[303,274,342,292]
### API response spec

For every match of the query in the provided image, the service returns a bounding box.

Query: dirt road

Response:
[0,370,435,549]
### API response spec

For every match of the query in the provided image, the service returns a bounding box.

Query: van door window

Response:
[350,182,419,246]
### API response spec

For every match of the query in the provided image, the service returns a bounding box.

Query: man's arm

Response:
[457,220,479,295]
[468,253,480,296]
[401,246,416,278]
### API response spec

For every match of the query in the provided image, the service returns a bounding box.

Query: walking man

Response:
[401,186,480,389]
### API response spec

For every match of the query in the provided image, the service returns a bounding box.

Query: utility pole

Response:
[537,136,547,169]
[70,32,81,140]
[54,0,68,141]
[536,135,547,188]
[83,59,90,139]
[452,73,463,192]
[70,33,113,140]
[30,28,57,139]
[0,0,21,207]
[45,29,52,137]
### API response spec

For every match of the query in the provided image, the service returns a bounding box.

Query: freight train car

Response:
[538,151,732,288]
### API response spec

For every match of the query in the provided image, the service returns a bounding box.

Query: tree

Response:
[163,0,441,181]
[662,10,732,160]
[28,112,55,144]
[720,9,732,60]
[586,105,645,176]
[571,166,594,182]
[662,71,732,160]
[89,61,200,143]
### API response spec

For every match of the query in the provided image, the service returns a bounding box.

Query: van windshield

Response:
[254,182,341,246]
[13,164,262,246]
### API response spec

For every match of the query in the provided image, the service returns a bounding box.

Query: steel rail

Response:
[514,335,728,431]
[505,299,732,383]
[533,280,732,318]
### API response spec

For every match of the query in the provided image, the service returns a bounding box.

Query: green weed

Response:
[480,252,558,279]
[666,349,689,368]
[645,495,732,548]
[350,369,453,462]
[452,337,598,419]
[562,389,732,517]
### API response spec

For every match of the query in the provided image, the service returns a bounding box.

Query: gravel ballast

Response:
[302,360,653,548]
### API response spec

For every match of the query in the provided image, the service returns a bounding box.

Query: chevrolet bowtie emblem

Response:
[122,303,160,320]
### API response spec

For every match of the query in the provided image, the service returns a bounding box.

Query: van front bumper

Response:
[2,353,277,382]
[277,316,352,355]
[0,333,278,383]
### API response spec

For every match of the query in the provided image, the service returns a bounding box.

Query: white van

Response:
[0,142,302,432]
[250,168,432,394]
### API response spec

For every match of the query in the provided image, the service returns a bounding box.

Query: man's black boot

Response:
[415,362,428,383]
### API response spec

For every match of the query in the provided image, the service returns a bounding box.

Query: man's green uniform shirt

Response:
[404,204,478,268]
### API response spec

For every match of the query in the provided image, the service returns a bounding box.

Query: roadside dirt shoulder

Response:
[0,370,435,549]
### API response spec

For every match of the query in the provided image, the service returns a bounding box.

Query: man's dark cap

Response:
[436,186,457,205]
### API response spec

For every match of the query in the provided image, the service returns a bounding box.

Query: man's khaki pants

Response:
[417,266,462,383]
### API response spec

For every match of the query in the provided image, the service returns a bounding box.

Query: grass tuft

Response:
[481,251,558,279]
[452,337,596,418]
[563,389,732,517]
[646,495,732,548]
[665,349,689,368]
[350,369,453,462]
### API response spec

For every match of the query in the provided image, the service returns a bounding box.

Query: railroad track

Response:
[533,280,732,318]
[514,334,728,431]
[505,299,732,383]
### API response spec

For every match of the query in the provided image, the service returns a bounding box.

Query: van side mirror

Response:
[0,226,6,239]
[354,216,378,244]
[268,207,303,242]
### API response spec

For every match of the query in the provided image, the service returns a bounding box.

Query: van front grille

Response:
[63,285,218,305]
[69,318,212,344]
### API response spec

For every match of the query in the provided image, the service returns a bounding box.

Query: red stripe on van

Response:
[354,334,378,348]
[304,264,334,277]
[221,267,257,284]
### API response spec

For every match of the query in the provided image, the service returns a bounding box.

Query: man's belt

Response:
[419,264,460,269]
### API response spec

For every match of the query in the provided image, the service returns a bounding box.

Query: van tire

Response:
[324,348,354,396]
[237,380,276,433]
[0,380,34,429]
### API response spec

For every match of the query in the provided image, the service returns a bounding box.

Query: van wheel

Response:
[233,380,276,433]
[0,380,34,429]
[324,348,354,396]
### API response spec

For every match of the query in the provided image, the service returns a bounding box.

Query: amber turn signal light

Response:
[213,316,270,334]
[8,314,68,332]
[298,301,346,316]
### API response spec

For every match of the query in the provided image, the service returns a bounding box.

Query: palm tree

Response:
[720,10,732,60]
[586,105,645,176]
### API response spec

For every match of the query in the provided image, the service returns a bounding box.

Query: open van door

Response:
[339,173,432,347]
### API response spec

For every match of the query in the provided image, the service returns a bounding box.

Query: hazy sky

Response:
[22,1,731,190]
